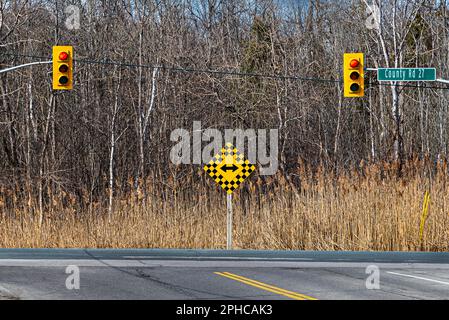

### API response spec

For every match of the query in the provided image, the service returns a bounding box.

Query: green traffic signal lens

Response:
[350,83,360,92]
[59,76,69,85]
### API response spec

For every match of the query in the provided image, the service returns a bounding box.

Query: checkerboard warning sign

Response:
[203,143,256,194]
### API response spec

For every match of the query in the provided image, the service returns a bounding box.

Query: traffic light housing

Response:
[52,46,73,90]
[344,53,364,98]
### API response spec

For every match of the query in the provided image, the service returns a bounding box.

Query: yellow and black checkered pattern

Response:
[204,143,256,194]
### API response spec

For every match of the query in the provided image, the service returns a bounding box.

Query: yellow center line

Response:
[215,271,317,300]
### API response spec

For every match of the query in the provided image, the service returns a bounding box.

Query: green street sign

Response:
[377,68,436,82]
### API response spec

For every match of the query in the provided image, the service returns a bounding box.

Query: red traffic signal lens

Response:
[350,59,360,68]
[350,71,360,80]
[59,76,69,85]
[59,64,69,73]
[350,83,360,92]
[59,52,69,60]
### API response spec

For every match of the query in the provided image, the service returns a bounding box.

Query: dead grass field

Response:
[1,160,448,251]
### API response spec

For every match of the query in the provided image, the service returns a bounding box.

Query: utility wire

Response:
[1,52,338,83]
[2,52,449,90]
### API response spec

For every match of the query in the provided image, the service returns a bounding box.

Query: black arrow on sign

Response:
[221,164,239,172]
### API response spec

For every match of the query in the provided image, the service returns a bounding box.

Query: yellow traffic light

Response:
[52,46,73,90]
[344,53,364,98]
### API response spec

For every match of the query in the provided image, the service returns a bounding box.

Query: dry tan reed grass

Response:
[1,160,448,250]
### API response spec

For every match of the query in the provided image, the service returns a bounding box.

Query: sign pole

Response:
[204,143,255,251]
[226,193,233,250]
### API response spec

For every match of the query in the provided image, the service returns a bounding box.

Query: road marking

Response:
[387,271,449,286]
[215,272,317,300]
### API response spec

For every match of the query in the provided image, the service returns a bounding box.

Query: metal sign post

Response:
[226,193,233,250]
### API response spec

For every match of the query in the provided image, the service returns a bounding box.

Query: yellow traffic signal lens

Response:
[59,64,69,73]
[350,71,360,80]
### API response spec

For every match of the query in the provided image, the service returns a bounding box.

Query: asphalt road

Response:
[0,249,448,300]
